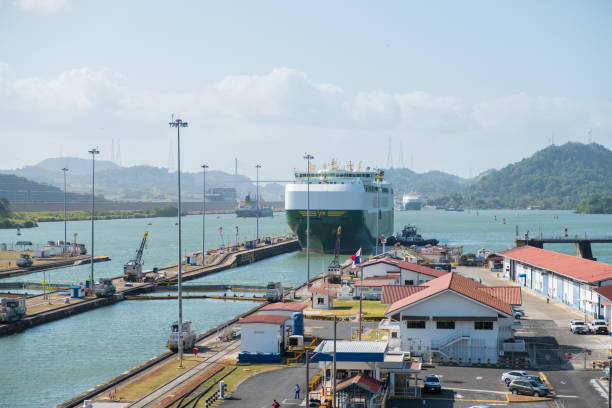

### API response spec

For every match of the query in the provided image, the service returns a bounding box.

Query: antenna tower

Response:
[386,136,393,169]
[398,140,405,168]
[116,139,122,166]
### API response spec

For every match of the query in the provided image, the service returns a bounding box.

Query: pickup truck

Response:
[569,320,588,334]
[587,319,609,334]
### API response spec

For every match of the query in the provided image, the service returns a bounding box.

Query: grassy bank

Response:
[0,205,185,228]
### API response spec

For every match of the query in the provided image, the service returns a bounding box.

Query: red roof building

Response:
[239,314,289,324]
[386,272,514,315]
[500,246,612,284]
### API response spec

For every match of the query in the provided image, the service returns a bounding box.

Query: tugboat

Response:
[235,193,273,218]
[393,225,439,247]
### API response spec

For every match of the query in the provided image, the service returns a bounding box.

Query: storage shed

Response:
[238,314,289,363]
[260,302,307,335]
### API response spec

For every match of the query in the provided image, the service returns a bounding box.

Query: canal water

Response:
[1,210,611,407]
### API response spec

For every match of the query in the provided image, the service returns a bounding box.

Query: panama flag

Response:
[351,248,362,268]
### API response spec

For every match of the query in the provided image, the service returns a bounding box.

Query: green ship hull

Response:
[286,209,394,254]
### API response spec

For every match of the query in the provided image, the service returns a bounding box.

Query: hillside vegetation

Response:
[576,196,612,214]
[464,143,612,209]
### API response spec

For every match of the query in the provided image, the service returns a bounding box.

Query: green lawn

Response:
[305,299,388,318]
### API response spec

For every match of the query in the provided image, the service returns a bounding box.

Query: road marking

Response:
[444,386,508,395]
[476,376,483,380]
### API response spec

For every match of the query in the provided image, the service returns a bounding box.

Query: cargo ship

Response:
[235,193,273,218]
[285,162,394,254]
[402,194,423,210]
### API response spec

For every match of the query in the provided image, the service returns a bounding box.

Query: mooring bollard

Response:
[458,357,462,366]
[468,357,472,366]
[449,357,453,366]
[487,358,491,366]
[477,358,481,366]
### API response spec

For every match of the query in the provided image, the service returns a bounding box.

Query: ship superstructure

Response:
[285,162,394,254]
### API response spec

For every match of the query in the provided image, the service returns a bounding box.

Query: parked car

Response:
[508,379,550,397]
[501,371,530,385]
[588,319,609,334]
[423,374,442,393]
[513,309,525,319]
[570,320,588,334]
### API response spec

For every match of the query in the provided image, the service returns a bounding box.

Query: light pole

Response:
[256,164,261,243]
[61,167,68,255]
[169,117,188,368]
[201,164,208,266]
[376,174,380,255]
[88,148,99,296]
[304,154,314,286]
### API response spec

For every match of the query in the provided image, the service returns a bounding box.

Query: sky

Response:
[1,0,611,181]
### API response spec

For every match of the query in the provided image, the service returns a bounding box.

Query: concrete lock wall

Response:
[241,323,282,354]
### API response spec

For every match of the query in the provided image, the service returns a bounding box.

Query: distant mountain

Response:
[463,142,612,209]
[2,158,277,202]
[383,168,472,198]
[0,173,95,203]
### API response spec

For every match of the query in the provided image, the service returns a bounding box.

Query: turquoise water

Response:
[0,209,611,407]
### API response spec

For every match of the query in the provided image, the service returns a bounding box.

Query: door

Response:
[573,282,581,308]
[542,273,549,296]
[556,277,564,301]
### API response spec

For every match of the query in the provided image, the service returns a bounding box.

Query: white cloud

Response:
[0,63,610,177]
[13,0,70,12]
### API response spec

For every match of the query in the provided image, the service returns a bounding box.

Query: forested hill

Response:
[383,168,472,198]
[464,142,612,209]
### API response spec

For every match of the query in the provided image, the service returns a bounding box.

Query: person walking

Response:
[294,383,300,399]
[272,399,280,408]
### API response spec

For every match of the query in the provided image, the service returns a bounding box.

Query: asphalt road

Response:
[220,366,314,408]
[457,266,609,408]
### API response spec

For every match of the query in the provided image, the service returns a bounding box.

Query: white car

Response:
[513,309,525,319]
[569,320,588,334]
[501,371,529,385]
[588,319,609,334]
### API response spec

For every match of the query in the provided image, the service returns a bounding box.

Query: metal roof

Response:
[499,246,612,284]
[313,340,388,354]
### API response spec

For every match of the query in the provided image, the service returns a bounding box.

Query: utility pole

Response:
[333,316,337,408]
[305,349,310,407]
[304,153,314,286]
[359,265,363,340]
[608,355,612,408]
[88,148,99,296]
[170,117,188,368]
[256,164,261,242]
[201,164,208,266]
[61,167,68,255]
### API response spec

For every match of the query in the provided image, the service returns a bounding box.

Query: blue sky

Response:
[1,0,611,179]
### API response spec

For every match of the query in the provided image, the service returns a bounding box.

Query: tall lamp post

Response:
[303,154,314,285]
[61,167,68,255]
[376,173,380,255]
[88,148,99,296]
[169,117,188,368]
[255,164,261,242]
[201,164,208,266]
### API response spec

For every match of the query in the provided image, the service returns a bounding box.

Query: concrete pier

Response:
[0,238,299,336]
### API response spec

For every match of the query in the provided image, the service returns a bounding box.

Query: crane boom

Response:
[134,231,148,264]
[327,226,342,284]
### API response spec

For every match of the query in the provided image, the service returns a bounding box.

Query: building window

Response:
[391,331,398,338]
[317,297,325,305]
[474,321,493,330]
[436,321,455,329]
[405,320,426,329]
[404,280,414,285]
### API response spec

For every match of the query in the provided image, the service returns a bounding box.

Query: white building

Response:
[259,302,306,335]
[359,257,446,286]
[500,246,612,318]
[311,286,338,309]
[238,314,289,362]
[385,272,519,363]
[353,277,399,300]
